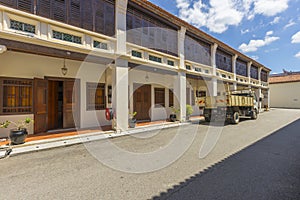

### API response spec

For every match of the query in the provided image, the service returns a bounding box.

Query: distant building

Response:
[269,71,300,109]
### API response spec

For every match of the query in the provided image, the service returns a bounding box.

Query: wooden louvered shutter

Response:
[68,0,81,27]
[104,2,115,36]
[52,0,66,23]
[0,0,16,7]
[17,0,34,13]
[81,0,93,31]
[37,0,51,18]
[95,0,105,34]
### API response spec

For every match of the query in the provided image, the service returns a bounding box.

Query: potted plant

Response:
[169,106,180,122]
[186,104,194,121]
[129,112,137,128]
[0,117,34,145]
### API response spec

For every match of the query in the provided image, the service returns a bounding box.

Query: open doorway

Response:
[48,80,64,130]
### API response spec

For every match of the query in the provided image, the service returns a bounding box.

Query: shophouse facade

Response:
[0,0,270,137]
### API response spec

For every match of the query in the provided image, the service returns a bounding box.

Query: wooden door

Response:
[34,78,48,133]
[47,81,59,130]
[133,84,151,121]
[63,79,80,129]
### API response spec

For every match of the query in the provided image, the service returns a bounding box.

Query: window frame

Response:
[86,82,106,111]
[0,77,33,115]
[154,88,165,108]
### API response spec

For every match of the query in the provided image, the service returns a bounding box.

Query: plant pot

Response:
[9,128,28,145]
[169,114,177,122]
[129,118,137,128]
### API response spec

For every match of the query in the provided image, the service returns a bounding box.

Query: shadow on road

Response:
[153,119,300,200]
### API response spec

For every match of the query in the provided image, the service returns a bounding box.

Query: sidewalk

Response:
[1,116,203,157]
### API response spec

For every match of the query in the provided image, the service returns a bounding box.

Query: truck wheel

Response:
[251,110,258,120]
[231,112,240,124]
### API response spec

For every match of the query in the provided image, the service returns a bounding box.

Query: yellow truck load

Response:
[198,89,259,124]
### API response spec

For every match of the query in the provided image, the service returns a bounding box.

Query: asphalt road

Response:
[154,118,300,200]
[0,109,299,200]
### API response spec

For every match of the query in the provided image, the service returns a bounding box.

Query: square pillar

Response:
[211,43,218,96]
[232,54,238,91]
[247,61,252,83]
[258,88,262,112]
[174,71,186,122]
[115,0,128,55]
[112,58,129,131]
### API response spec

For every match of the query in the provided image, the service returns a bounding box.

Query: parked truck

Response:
[197,89,259,124]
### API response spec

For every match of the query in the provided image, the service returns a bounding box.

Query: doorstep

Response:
[1,117,204,157]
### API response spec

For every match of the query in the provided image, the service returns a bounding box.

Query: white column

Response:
[178,27,186,70]
[175,71,187,122]
[174,27,187,122]
[232,54,238,91]
[112,59,129,131]
[258,67,262,85]
[258,87,262,112]
[211,43,218,96]
[115,0,128,55]
[247,61,252,84]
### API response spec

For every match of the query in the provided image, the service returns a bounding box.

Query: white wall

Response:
[270,82,300,109]
[0,51,112,135]
[129,69,175,121]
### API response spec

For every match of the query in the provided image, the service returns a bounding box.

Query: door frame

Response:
[133,83,152,121]
[34,76,81,133]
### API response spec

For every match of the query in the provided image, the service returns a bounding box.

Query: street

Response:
[0,109,299,200]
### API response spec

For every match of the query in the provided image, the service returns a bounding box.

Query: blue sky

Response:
[148,0,300,74]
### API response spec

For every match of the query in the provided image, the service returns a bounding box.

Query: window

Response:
[132,50,142,58]
[149,55,162,63]
[86,82,105,110]
[155,88,165,107]
[186,65,191,70]
[195,67,201,72]
[93,41,108,50]
[0,78,33,114]
[10,20,35,34]
[196,91,206,97]
[169,89,174,107]
[167,60,175,66]
[52,30,82,44]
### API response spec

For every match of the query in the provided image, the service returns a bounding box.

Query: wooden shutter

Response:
[104,2,115,36]
[0,0,16,7]
[68,0,81,27]
[81,0,93,31]
[17,0,34,13]
[95,0,105,34]
[37,0,51,18]
[52,0,66,23]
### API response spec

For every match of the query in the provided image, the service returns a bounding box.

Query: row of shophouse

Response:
[0,0,271,137]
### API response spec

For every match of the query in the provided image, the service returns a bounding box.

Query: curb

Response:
[2,119,201,157]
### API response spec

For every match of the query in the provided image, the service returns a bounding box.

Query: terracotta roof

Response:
[130,0,271,72]
[269,73,300,84]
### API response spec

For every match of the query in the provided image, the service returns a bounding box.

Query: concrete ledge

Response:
[2,119,201,157]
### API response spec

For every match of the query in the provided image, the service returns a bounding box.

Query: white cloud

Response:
[241,29,250,34]
[295,51,300,58]
[176,0,244,33]
[251,55,259,60]
[239,31,280,53]
[253,0,289,16]
[284,19,296,29]
[266,31,273,36]
[175,0,289,34]
[270,16,281,24]
[291,31,300,43]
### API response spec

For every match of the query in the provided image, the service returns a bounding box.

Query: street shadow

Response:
[152,119,300,200]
